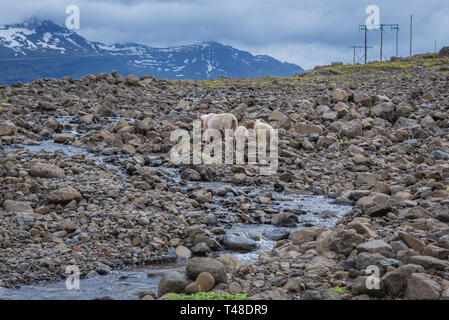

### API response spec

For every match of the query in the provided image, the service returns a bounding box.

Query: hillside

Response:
[1,54,449,300]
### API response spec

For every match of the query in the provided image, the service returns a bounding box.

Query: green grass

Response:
[331,286,351,295]
[0,105,7,110]
[164,292,252,300]
[2,96,9,102]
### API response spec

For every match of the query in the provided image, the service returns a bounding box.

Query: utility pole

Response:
[380,25,383,61]
[359,25,368,64]
[364,25,367,64]
[410,14,413,58]
[391,24,400,57]
[348,45,372,65]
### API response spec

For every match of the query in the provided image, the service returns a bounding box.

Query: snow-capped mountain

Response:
[0,19,304,84]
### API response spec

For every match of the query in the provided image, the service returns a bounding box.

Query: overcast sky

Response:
[1,0,448,69]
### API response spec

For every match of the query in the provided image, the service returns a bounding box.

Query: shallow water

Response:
[0,195,352,300]
[0,263,187,300]
[0,115,354,300]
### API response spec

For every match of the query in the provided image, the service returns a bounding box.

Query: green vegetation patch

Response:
[164,292,252,300]
[331,286,351,295]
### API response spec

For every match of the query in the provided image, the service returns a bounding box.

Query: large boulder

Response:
[216,254,243,273]
[358,240,393,256]
[395,102,413,118]
[408,256,449,271]
[328,229,364,255]
[56,219,79,232]
[126,74,140,85]
[298,124,323,135]
[180,168,202,181]
[3,200,33,215]
[438,46,449,58]
[185,272,215,294]
[268,110,287,121]
[0,124,15,136]
[332,88,348,102]
[329,119,363,138]
[222,233,259,253]
[405,273,441,300]
[271,212,299,227]
[356,193,391,216]
[157,271,191,297]
[382,271,406,297]
[370,102,395,121]
[351,276,385,297]
[292,226,327,245]
[54,134,75,143]
[30,163,64,178]
[47,187,82,204]
[353,92,372,107]
[263,227,291,241]
[186,258,227,284]
[355,173,378,190]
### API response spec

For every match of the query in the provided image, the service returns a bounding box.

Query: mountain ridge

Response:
[0,19,304,84]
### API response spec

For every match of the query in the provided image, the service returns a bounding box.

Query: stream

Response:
[0,115,353,299]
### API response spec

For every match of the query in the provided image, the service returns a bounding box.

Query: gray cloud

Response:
[0,0,448,69]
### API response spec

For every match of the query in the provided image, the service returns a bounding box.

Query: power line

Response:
[410,14,413,57]
[250,0,362,20]
[348,45,372,65]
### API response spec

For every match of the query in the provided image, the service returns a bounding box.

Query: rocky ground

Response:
[1,53,449,300]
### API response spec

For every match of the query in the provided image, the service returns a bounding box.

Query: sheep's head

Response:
[245,119,255,129]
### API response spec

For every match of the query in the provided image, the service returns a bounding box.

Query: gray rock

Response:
[223,234,259,253]
[405,273,441,300]
[30,162,64,178]
[397,264,425,277]
[3,200,33,215]
[382,271,406,297]
[157,271,191,297]
[353,92,372,107]
[356,193,391,216]
[264,228,291,241]
[358,240,393,256]
[181,168,201,181]
[355,252,385,271]
[390,240,409,253]
[351,276,385,298]
[186,257,227,284]
[191,242,210,256]
[431,150,449,160]
[329,229,364,255]
[409,255,449,271]
[371,102,395,121]
[271,212,299,227]
[47,187,82,204]
[355,173,378,190]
